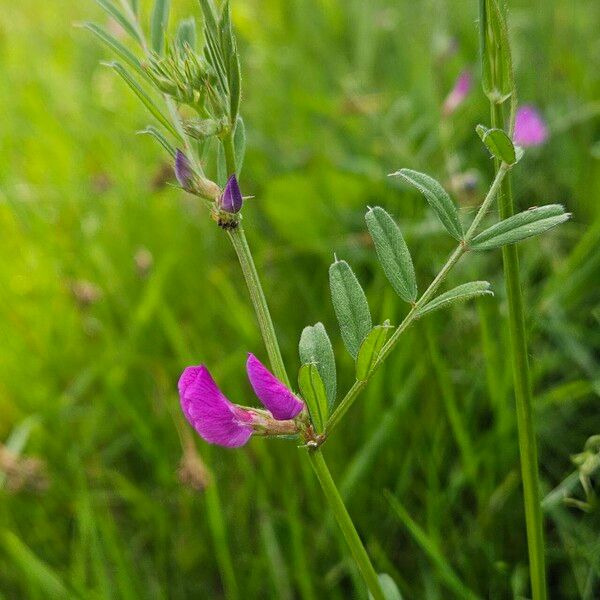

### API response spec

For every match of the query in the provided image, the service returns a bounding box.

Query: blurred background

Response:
[1,0,599,597]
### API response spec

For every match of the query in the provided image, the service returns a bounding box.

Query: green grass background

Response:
[0,0,599,597]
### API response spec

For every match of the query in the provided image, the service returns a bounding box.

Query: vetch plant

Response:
[85,0,569,596]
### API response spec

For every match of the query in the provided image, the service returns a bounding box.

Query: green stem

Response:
[227,225,290,386]
[327,165,508,435]
[309,450,385,600]
[226,194,384,599]
[491,100,547,600]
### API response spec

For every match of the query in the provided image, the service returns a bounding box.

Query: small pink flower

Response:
[513,106,548,147]
[179,366,255,447]
[442,70,472,116]
[246,354,304,420]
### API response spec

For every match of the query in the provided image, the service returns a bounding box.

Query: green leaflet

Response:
[416,282,493,318]
[480,0,514,103]
[391,169,463,240]
[476,125,517,164]
[356,323,393,381]
[151,0,171,54]
[299,323,336,409]
[137,126,176,158]
[108,62,182,141]
[329,259,372,359]
[234,116,246,175]
[81,22,148,80]
[470,205,570,250]
[365,207,417,303]
[176,17,197,51]
[298,364,328,433]
[94,0,143,45]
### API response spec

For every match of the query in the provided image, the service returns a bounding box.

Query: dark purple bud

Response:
[220,175,243,213]
[174,149,194,190]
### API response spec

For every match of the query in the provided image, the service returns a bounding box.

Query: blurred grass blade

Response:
[365,206,417,303]
[416,282,493,318]
[299,322,337,409]
[137,126,176,157]
[108,61,182,141]
[176,17,196,50]
[391,169,463,240]
[94,0,142,45]
[298,363,329,433]
[385,493,480,600]
[369,574,403,600]
[151,0,171,54]
[80,22,147,80]
[356,323,393,381]
[1,531,75,599]
[329,258,372,358]
[476,124,516,164]
[470,205,570,250]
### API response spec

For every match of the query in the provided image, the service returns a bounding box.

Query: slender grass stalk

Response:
[326,165,508,435]
[221,139,386,600]
[479,2,548,596]
[491,100,548,600]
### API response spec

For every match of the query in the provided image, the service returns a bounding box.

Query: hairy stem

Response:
[491,100,547,600]
[327,165,508,435]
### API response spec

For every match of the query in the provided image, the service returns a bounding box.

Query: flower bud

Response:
[174,149,194,191]
[220,175,243,213]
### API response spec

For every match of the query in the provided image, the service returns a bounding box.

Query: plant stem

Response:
[327,165,508,435]
[224,167,384,598]
[309,450,385,600]
[227,225,290,386]
[491,100,547,600]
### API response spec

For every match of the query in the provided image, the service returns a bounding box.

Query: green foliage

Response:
[476,124,517,164]
[151,0,171,54]
[416,282,493,318]
[391,169,463,240]
[0,0,598,598]
[298,363,328,433]
[365,206,417,303]
[329,259,372,359]
[356,323,393,381]
[470,205,571,250]
[299,323,337,409]
[479,0,514,104]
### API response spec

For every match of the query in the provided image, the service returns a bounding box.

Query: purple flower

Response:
[513,106,548,147]
[442,70,472,116]
[246,354,304,420]
[174,150,194,191]
[179,358,304,448]
[220,175,243,213]
[179,365,255,447]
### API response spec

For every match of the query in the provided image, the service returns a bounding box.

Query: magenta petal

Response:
[513,106,548,147]
[246,354,304,420]
[442,69,472,116]
[179,365,254,448]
